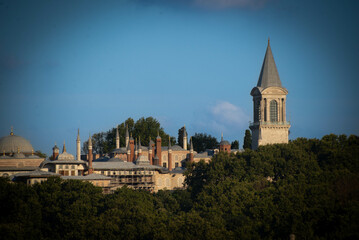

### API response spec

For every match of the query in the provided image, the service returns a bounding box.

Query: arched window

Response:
[254,100,260,122]
[270,100,278,122]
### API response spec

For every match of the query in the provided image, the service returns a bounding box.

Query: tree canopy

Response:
[243,129,252,149]
[192,133,219,153]
[1,134,358,239]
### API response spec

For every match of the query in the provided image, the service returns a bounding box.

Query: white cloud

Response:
[192,101,250,138]
[210,101,249,127]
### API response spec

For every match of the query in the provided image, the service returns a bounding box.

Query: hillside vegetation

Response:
[1,134,358,239]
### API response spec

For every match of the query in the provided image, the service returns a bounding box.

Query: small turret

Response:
[148,137,153,164]
[138,136,142,156]
[116,125,120,149]
[190,137,194,163]
[125,125,129,148]
[76,129,81,161]
[88,135,93,174]
[62,141,66,153]
[156,131,162,166]
[183,125,188,150]
[52,142,59,160]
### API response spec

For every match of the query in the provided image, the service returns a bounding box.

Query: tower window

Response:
[270,100,278,122]
[254,100,261,122]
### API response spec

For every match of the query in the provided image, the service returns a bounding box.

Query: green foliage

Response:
[177,126,188,148]
[1,134,358,239]
[192,133,219,152]
[34,150,47,159]
[231,140,239,149]
[243,129,252,149]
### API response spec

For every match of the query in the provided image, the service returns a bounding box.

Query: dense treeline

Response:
[1,134,358,239]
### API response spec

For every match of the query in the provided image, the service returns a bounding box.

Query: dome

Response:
[13,152,26,158]
[220,140,230,146]
[57,152,75,161]
[0,133,34,154]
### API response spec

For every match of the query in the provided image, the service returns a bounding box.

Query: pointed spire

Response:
[116,125,119,138]
[63,141,66,153]
[168,136,171,149]
[77,128,80,141]
[130,132,134,140]
[190,136,193,150]
[257,39,282,89]
[88,135,92,147]
[183,125,187,137]
[157,130,161,139]
[221,132,224,142]
[149,137,152,148]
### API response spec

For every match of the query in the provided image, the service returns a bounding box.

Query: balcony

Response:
[249,121,290,127]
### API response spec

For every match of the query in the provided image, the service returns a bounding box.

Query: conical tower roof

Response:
[257,39,282,89]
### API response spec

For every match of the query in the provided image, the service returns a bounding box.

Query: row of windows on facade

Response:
[157,177,183,187]
[162,162,180,168]
[58,165,76,170]
[98,170,155,176]
[161,154,187,161]
[255,99,284,122]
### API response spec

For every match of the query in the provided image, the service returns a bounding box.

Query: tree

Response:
[34,150,47,159]
[192,133,219,153]
[243,129,252,149]
[178,126,188,148]
[231,140,239,149]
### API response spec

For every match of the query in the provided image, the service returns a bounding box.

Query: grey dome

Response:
[220,140,230,145]
[0,134,34,154]
[57,152,75,161]
[13,152,26,158]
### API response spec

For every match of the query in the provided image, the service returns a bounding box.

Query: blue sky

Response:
[1,0,358,156]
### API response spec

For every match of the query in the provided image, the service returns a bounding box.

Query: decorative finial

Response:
[17,147,20,153]
[63,141,66,153]
[32,149,34,155]
[10,126,14,136]
[3,150,5,156]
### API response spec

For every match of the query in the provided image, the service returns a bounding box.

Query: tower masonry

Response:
[249,39,290,150]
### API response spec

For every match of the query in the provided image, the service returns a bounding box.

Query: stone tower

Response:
[249,39,290,150]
